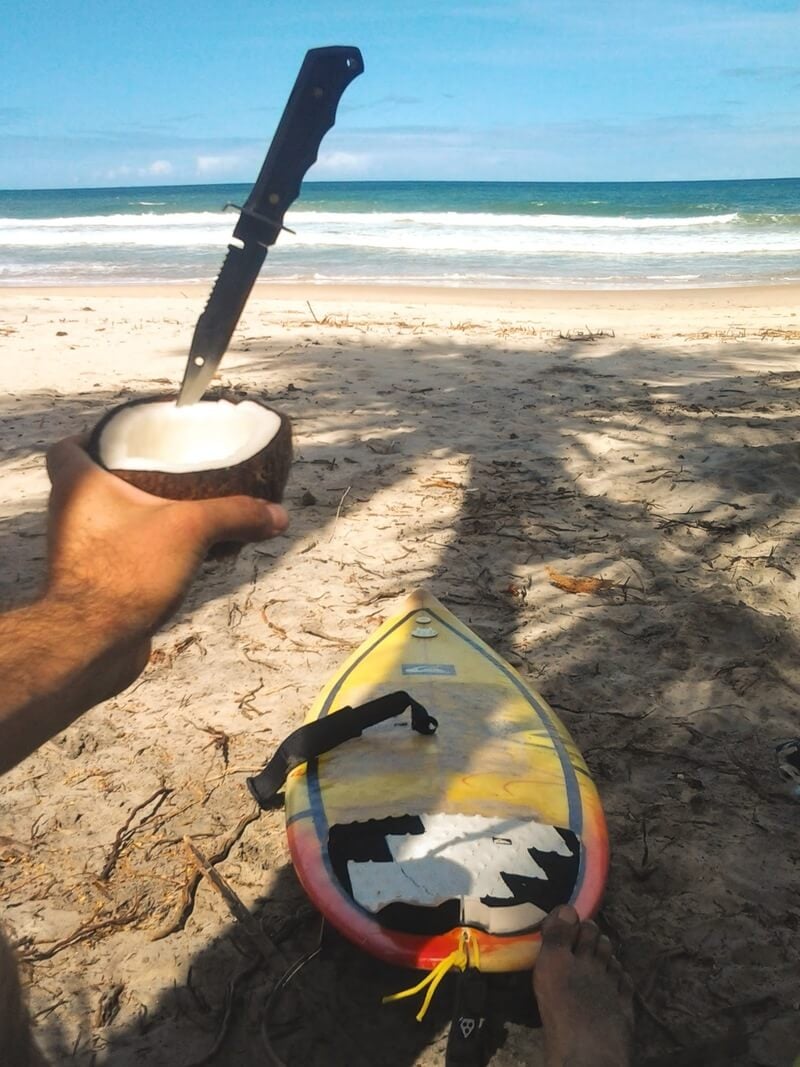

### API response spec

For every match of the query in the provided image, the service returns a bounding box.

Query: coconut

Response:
[88,395,292,504]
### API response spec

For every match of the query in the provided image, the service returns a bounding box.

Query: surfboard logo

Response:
[401,663,456,675]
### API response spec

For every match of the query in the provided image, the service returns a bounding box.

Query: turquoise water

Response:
[1,178,799,288]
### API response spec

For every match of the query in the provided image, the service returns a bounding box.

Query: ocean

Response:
[1,178,799,289]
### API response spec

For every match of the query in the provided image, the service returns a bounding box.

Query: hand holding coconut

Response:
[48,433,288,633]
[0,435,287,775]
[0,34,337,772]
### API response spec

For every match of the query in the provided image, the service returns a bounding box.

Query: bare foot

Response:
[533,904,634,1067]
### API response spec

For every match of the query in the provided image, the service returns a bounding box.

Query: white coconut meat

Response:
[98,399,282,473]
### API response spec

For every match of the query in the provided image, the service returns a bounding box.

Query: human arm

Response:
[0,436,288,774]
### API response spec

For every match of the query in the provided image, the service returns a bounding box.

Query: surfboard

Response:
[284,589,608,974]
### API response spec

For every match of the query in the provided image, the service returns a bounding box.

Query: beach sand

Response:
[1,282,799,1065]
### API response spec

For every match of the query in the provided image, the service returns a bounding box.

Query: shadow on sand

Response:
[3,324,799,1066]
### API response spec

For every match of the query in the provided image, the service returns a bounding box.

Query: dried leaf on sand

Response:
[422,478,463,490]
[546,566,617,594]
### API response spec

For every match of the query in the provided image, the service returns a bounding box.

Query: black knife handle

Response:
[235,46,364,247]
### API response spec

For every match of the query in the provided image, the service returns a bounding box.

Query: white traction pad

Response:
[346,813,575,933]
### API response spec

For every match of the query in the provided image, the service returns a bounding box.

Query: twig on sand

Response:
[99,786,172,881]
[328,486,351,542]
[259,604,322,652]
[302,627,357,649]
[558,326,615,341]
[21,902,142,962]
[183,837,283,966]
[306,300,320,324]
[151,807,260,941]
[194,723,233,765]
[236,681,264,718]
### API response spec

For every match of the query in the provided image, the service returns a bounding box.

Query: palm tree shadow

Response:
[9,328,800,1066]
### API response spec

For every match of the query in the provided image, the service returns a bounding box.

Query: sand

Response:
[1,282,799,1066]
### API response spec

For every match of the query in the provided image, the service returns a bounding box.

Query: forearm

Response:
[0,595,147,775]
[0,436,287,776]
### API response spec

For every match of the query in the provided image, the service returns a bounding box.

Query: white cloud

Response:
[195,153,244,176]
[312,150,371,176]
[100,160,173,181]
[103,164,134,181]
[146,159,173,176]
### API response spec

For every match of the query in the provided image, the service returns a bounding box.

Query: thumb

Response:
[46,434,96,490]
[188,495,289,548]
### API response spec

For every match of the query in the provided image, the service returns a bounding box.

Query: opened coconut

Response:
[88,395,292,503]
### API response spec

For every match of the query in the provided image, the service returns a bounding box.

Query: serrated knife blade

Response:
[177,45,364,406]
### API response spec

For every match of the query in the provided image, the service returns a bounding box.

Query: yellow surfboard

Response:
[285,590,608,974]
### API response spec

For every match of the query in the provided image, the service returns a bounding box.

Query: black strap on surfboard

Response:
[445,968,490,1066]
[246,690,438,809]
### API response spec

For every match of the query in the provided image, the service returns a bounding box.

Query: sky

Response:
[1,0,799,188]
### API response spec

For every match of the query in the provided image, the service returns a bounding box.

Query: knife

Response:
[177,45,364,406]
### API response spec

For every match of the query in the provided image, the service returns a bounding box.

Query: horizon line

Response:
[1,175,800,195]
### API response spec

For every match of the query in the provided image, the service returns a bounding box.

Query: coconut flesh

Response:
[98,399,281,473]
[90,396,292,503]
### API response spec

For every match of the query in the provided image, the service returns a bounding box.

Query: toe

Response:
[608,958,623,982]
[596,934,614,965]
[608,958,634,999]
[541,904,581,949]
[619,970,635,1001]
[575,920,600,956]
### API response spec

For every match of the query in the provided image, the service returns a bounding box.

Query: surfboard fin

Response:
[446,968,490,1067]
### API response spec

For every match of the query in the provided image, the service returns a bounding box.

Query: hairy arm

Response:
[0,436,288,774]
[0,595,149,775]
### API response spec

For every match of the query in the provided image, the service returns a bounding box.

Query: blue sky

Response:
[1,0,798,188]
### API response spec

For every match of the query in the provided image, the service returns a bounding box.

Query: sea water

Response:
[1,178,799,288]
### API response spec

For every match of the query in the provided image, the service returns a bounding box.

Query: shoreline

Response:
[2,280,800,309]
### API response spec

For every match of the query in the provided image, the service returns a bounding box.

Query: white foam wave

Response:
[280,224,799,256]
[0,211,231,248]
[290,209,742,230]
[2,207,797,256]
[0,210,228,229]
[3,202,800,292]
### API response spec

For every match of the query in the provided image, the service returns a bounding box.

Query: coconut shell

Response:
[88,394,293,504]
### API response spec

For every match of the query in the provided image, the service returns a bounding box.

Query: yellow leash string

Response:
[382,931,481,1022]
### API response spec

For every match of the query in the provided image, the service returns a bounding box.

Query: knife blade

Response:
[177,45,364,405]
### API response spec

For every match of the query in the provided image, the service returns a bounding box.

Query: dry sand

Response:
[1,282,799,1066]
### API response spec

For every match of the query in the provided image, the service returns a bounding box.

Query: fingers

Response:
[46,434,95,487]
[189,495,289,549]
[47,432,290,563]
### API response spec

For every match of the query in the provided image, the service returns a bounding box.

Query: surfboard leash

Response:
[261,920,326,1067]
[383,929,490,1065]
[382,928,481,1021]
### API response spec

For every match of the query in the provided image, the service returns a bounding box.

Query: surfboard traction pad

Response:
[327,810,580,937]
